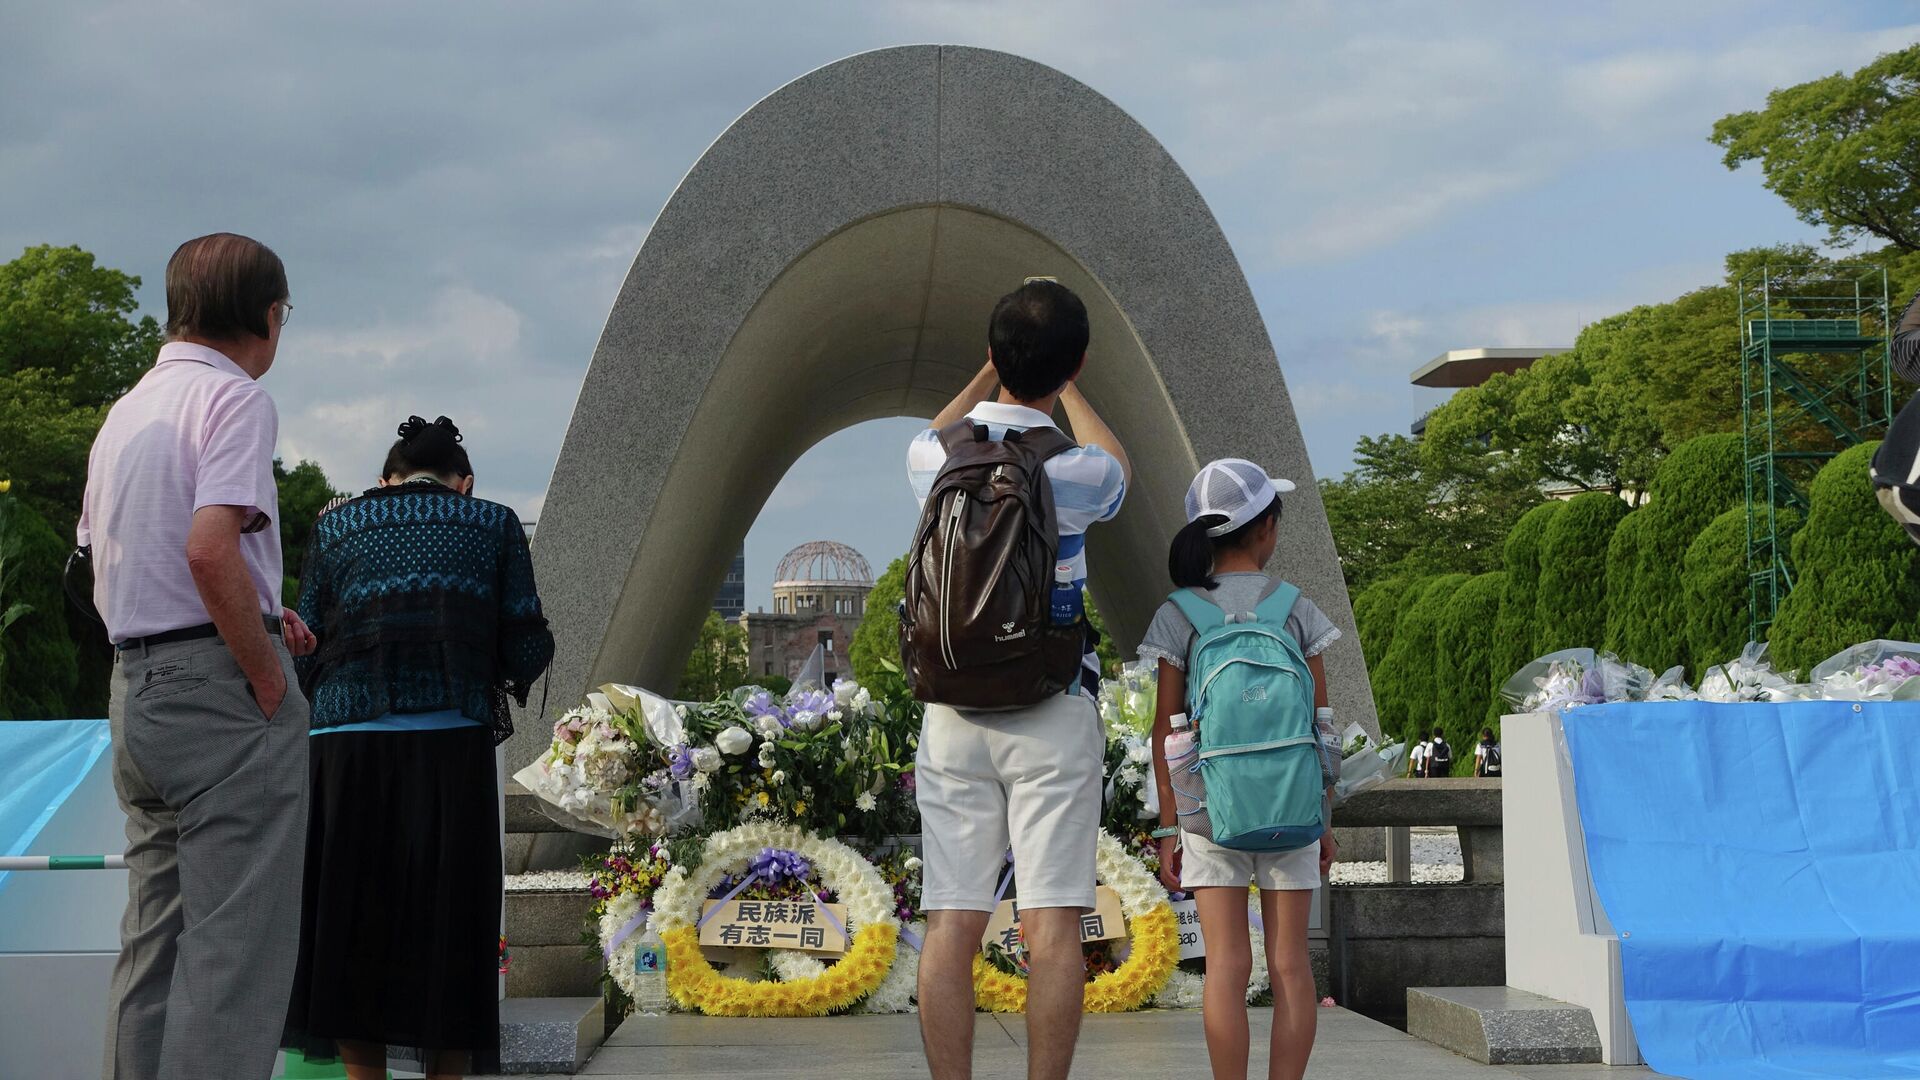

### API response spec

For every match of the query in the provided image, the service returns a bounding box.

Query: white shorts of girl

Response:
[915,692,1105,912]
[1178,828,1321,891]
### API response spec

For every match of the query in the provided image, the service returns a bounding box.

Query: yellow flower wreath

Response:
[972,832,1179,1013]
[643,823,900,1018]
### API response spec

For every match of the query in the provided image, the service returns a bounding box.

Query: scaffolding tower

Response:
[1740,264,1895,641]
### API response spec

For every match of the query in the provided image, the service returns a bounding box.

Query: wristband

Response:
[1150,825,1179,839]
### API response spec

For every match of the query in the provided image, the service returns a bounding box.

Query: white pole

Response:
[0,855,126,871]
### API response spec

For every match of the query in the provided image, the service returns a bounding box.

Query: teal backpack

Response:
[1171,581,1325,852]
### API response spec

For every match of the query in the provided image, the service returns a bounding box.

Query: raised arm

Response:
[1058,383,1132,487]
[930,360,1000,430]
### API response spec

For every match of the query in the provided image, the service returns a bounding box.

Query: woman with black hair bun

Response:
[283,415,553,1079]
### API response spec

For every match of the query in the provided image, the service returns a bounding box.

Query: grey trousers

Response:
[102,634,310,1080]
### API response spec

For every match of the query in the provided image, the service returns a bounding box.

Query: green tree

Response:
[1374,574,1467,745]
[1321,432,1538,592]
[1602,509,1653,658]
[1534,492,1628,657]
[0,495,80,718]
[1712,44,1920,252]
[1607,433,1747,672]
[1769,442,1920,674]
[1487,502,1564,725]
[679,611,749,701]
[0,244,162,406]
[276,458,347,600]
[849,556,909,701]
[1435,571,1506,769]
[1683,505,1803,671]
[0,368,105,541]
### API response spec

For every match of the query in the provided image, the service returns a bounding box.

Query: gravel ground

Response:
[505,869,593,892]
[1329,826,1464,885]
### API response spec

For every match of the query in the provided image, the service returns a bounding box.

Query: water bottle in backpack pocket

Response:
[1163,712,1211,834]
[1173,581,1325,853]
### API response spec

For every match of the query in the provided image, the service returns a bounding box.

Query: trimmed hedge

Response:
[1602,509,1654,658]
[1533,492,1629,657]
[1435,571,1506,772]
[1487,501,1565,725]
[1609,433,1745,672]
[1769,442,1920,675]
[1683,505,1802,671]
[1352,575,1423,673]
[1376,573,1468,745]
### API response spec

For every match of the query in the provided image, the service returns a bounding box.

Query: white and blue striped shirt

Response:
[906,401,1127,593]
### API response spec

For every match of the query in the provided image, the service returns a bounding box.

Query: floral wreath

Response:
[1152,911,1268,1009]
[642,822,900,1016]
[972,831,1179,1013]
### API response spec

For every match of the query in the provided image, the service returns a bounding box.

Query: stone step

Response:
[1406,985,1602,1065]
[506,888,598,947]
[279,997,607,1077]
[505,782,577,834]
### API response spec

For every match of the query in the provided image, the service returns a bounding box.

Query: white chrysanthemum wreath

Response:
[631,822,900,1016]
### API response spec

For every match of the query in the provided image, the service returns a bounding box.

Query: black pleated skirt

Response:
[284,724,502,1072]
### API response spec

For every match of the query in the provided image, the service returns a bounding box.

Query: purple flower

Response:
[744,691,789,728]
[747,847,813,885]
[789,689,834,717]
[667,743,696,780]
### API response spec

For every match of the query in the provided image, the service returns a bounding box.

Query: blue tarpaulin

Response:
[0,719,111,898]
[1563,701,1920,1079]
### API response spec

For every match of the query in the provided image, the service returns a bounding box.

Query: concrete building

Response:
[742,542,873,684]
[1409,347,1568,437]
[713,547,746,622]
[515,45,1377,774]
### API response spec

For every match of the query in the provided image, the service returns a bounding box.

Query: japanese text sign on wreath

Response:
[980,885,1126,954]
[698,898,851,955]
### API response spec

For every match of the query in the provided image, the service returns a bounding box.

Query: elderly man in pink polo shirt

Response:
[80,233,319,1080]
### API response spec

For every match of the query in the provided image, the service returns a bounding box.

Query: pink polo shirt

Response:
[78,342,283,642]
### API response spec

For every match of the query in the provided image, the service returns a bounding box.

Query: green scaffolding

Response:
[1739,264,1895,642]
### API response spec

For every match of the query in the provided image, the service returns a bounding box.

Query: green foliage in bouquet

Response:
[1435,571,1505,770]
[1375,574,1467,744]
[1487,502,1564,725]
[1607,433,1745,672]
[0,494,78,719]
[1533,492,1629,658]
[1683,505,1803,671]
[1770,443,1920,676]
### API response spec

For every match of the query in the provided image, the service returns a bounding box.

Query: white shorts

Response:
[915,692,1104,912]
[1179,829,1321,892]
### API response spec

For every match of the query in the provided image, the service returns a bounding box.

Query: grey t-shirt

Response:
[1136,572,1342,673]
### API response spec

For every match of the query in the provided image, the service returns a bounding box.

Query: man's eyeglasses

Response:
[276,301,293,327]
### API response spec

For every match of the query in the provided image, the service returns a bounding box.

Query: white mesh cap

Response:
[1185,459,1296,537]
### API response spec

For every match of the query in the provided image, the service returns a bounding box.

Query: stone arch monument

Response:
[517,45,1376,768]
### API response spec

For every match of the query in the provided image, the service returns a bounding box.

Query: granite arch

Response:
[519,45,1376,767]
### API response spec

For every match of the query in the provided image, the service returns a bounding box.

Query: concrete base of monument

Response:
[472,1009,1671,1079]
[1407,986,1603,1065]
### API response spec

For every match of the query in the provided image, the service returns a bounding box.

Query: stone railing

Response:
[1332,778,1502,883]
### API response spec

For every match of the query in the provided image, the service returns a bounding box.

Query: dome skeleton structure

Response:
[772,541,874,590]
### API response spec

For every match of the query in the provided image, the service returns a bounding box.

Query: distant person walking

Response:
[1474,728,1502,778]
[283,416,553,1079]
[1409,735,1431,779]
[81,233,316,1080]
[904,280,1130,1080]
[1422,727,1454,778]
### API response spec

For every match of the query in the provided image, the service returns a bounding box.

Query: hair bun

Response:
[395,415,462,443]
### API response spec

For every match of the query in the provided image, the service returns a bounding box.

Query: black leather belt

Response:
[115,613,282,652]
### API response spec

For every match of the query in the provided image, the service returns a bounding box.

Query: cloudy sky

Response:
[5,2,1915,609]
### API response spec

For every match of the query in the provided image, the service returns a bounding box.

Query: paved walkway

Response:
[497,1008,1672,1079]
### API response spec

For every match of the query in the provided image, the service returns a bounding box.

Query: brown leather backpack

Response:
[900,420,1087,710]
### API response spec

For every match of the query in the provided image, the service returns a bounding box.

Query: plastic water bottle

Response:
[1050,564,1082,625]
[631,925,670,1012]
[1164,712,1195,762]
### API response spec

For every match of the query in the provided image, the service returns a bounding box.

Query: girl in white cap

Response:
[1139,458,1342,1080]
